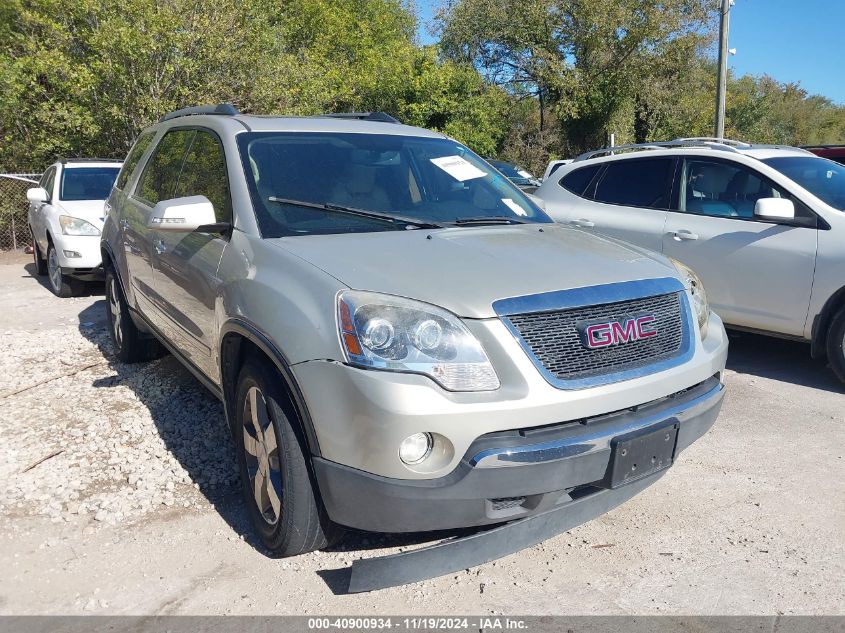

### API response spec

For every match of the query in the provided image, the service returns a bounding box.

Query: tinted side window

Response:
[174,131,232,222]
[40,167,56,200]
[679,158,813,221]
[116,132,156,190]
[135,130,194,205]
[559,165,600,196]
[594,159,673,208]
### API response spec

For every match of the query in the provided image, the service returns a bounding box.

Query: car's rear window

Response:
[60,167,121,201]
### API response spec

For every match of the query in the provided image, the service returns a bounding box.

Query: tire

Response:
[104,266,164,363]
[826,306,845,385]
[31,229,47,276]
[235,357,341,556]
[46,241,83,298]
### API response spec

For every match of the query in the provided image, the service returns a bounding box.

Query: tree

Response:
[437,0,714,154]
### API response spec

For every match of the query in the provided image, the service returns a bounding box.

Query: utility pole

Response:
[714,0,732,139]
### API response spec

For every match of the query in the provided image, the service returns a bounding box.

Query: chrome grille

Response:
[505,292,686,383]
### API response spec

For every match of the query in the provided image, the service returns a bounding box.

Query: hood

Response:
[56,200,107,230]
[268,224,677,318]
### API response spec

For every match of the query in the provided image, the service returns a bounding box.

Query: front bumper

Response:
[314,374,724,533]
[53,234,103,272]
[346,468,667,592]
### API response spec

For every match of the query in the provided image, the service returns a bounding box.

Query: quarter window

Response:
[559,165,601,197]
[135,130,194,205]
[174,131,232,222]
[593,159,674,208]
[116,132,156,191]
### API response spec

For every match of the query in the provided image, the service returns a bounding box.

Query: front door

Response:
[125,129,195,319]
[662,157,818,336]
[31,166,57,252]
[149,129,231,381]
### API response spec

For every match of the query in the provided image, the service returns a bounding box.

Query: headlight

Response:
[337,290,500,391]
[670,258,710,338]
[59,215,100,236]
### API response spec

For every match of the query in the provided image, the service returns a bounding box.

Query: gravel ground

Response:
[0,254,843,615]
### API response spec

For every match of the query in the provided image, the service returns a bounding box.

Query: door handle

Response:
[119,219,129,231]
[570,218,595,228]
[154,239,167,255]
[672,229,698,241]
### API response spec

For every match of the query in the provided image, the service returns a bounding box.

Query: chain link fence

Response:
[0,174,40,251]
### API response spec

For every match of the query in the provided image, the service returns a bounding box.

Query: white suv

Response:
[536,139,845,383]
[27,159,122,296]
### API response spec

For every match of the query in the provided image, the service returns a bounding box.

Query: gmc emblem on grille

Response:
[579,315,658,349]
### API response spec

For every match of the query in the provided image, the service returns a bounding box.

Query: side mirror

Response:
[754,197,795,221]
[148,196,217,232]
[27,187,49,204]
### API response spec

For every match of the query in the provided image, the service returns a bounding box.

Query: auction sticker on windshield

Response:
[430,155,486,181]
[502,198,528,216]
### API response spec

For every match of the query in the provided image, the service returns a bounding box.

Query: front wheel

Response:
[104,267,163,363]
[46,242,82,298]
[31,230,47,276]
[826,306,845,385]
[235,357,341,556]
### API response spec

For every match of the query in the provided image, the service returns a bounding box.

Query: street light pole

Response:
[714,0,732,139]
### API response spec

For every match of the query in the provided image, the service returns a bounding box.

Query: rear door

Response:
[662,156,818,335]
[582,157,676,252]
[149,128,231,380]
[124,129,194,317]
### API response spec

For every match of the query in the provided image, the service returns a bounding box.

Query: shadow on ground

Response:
[725,329,842,393]
[23,261,105,298]
[72,301,462,573]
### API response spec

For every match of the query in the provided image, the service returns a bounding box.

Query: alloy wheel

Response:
[47,247,61,293]
[242,386,283,525]
[107,277,123,348]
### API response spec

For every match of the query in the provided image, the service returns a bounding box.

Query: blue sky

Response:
[413,0,843,104]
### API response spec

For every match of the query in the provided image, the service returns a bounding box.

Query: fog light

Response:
[63,250,81,258]
[399,432,433,465]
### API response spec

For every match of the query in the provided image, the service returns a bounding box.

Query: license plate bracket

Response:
[606,420,678,488]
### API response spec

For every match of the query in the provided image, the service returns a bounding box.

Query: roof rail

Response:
[573,139,743,162]
[317,112,401,124]
[58,157,123,164]
[159,103,240,122]
[673,137,751,147]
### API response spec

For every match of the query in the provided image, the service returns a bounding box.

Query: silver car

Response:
[536,138,845,384]
[101,107,728,590]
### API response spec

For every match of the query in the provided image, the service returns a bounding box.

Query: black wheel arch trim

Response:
[219,317,322,457]
[811,284,845,358]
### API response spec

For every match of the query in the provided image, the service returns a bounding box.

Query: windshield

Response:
[59,167,121,201]
[237,132,551,237]
[762,156,845,211]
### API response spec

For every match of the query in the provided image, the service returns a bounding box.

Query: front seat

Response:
[686,165,736,217]
[331,164,391,211]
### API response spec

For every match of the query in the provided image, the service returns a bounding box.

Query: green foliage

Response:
[0,0,503,171]
[0,0,843,175]
[437,0,714,153]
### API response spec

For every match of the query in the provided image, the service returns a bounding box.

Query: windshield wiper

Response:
[451,216,532,226]
[268,197,442,230]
